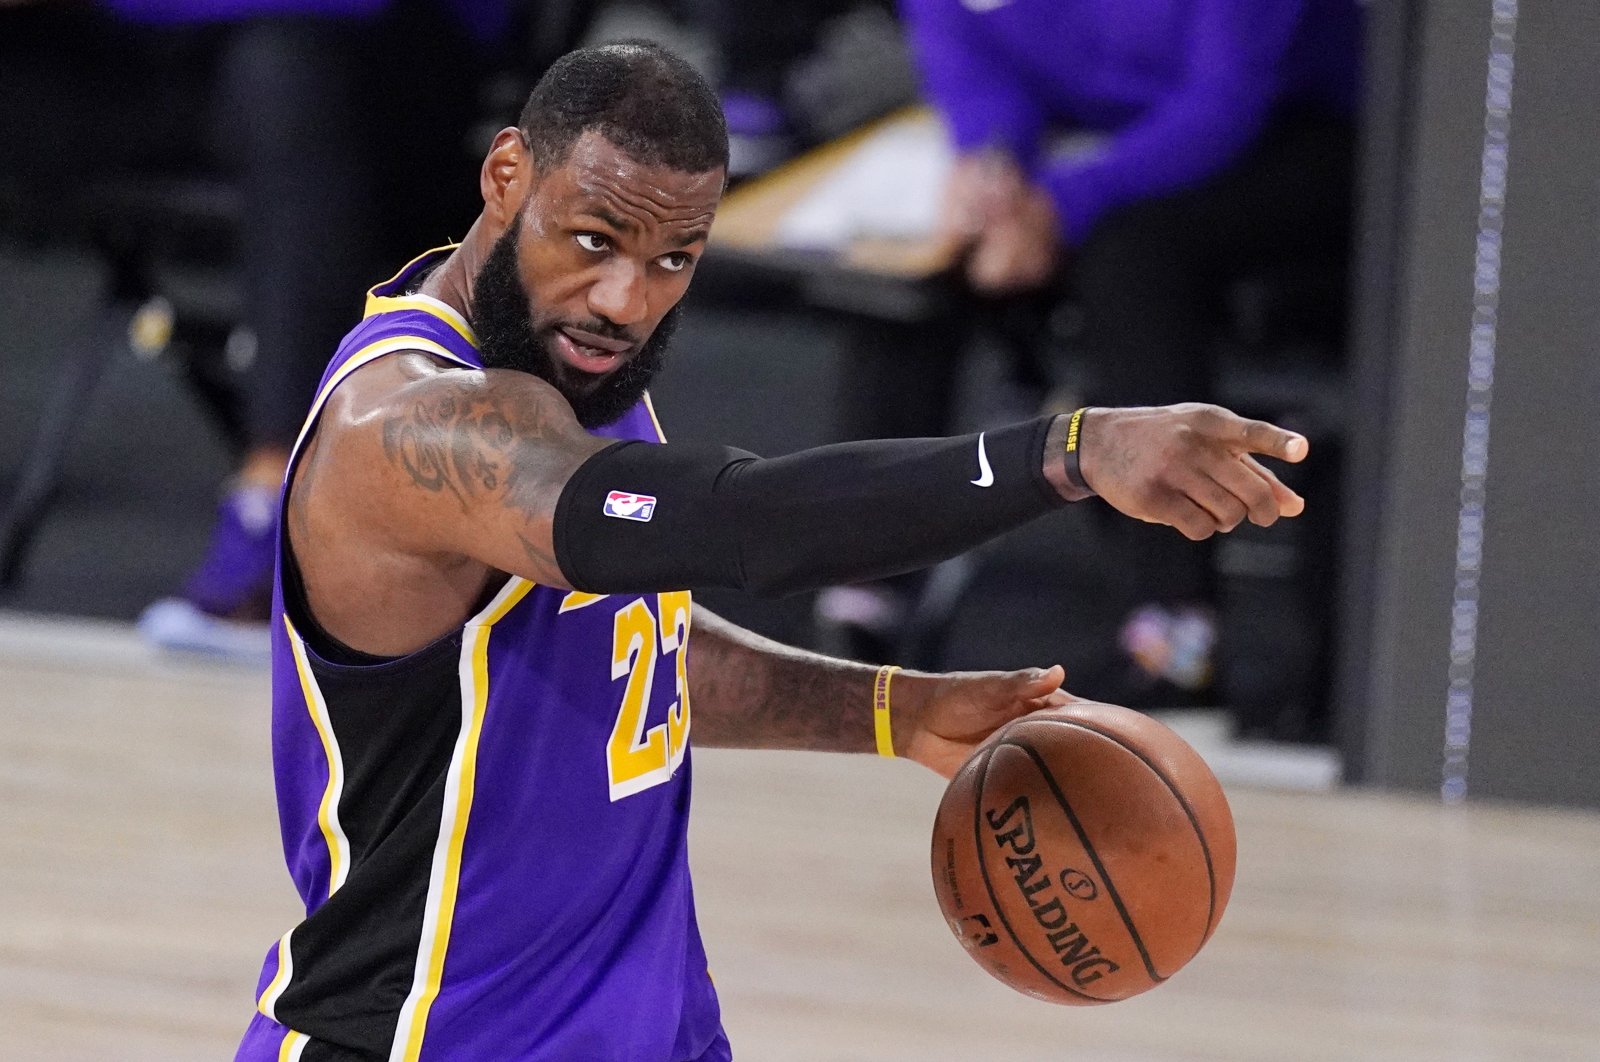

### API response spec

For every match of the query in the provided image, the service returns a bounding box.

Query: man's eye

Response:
[659,253,692,273]
[575,233,609,253]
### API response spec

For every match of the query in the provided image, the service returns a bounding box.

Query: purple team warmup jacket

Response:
[103,0,509,43]
[902,0,1363,244]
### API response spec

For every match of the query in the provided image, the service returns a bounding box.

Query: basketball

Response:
[930,701,1237,1005]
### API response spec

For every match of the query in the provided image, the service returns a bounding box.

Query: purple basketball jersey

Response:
[237,249,729,1062]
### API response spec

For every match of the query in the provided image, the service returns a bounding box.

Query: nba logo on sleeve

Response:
[604,491,656,522]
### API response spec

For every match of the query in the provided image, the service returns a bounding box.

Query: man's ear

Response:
[481,127,532,226]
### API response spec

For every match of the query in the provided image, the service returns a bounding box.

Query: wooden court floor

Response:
[2,612,1597,1061]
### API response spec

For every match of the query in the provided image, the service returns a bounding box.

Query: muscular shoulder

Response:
[295,352,606,558]
[322,352,567,439]
[285,351,610,651]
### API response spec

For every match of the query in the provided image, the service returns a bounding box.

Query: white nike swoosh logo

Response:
[971,432,994,487]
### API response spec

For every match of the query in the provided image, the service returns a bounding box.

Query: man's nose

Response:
[587,259,648,328]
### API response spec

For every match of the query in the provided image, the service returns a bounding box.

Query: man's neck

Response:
[418,217,491,319]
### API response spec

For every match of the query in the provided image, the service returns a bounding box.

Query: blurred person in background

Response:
[837,0,1362,703]
[0,0,511,656]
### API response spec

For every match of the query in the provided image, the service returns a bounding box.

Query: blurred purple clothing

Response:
[104,0,510,43]
[902,0,1362,244]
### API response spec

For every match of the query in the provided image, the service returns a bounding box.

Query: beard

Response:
[470,214,678,429]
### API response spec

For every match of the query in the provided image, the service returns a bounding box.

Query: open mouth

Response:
[554,329,627,375]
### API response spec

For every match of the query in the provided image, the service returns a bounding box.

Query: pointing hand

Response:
[1056,404,1308,540]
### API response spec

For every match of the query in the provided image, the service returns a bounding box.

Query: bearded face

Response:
[470,214,679,429]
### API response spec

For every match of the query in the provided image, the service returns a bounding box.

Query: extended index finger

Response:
[1225,412,1309,464]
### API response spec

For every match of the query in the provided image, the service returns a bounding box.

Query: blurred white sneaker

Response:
[137,597,271,664]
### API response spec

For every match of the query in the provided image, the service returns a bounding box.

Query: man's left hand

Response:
[897,665,1073,778]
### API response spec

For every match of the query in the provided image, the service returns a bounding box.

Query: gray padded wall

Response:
[1340,0,1600,807]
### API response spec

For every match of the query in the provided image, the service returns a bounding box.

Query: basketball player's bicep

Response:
[360,370,605,582]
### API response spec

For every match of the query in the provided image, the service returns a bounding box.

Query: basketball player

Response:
[236,42,1309,1061]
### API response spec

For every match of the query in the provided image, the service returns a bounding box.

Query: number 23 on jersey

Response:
[560,590,692,801]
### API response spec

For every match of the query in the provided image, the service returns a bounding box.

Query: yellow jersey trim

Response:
[279,1029,310,1062]
[287,335,473,476]
[642,391,667,443]
[558,591,609,613]
[284,616,351,897]
[389,577,537,1062]
[362,244,479,348]
[257,930,295,1021]
[365,293,478,349]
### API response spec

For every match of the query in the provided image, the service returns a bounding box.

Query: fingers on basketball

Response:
[931,702,1237,1005]
[1025,665,1066,692]
[1013,665,1068,712]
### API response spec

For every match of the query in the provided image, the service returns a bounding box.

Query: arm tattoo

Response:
[377,373,597,582]
[687,608,878,754]
[381,390,517,511]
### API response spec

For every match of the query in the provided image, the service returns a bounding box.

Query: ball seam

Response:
[1035,718,1221,942]
[969,743,1108,1004]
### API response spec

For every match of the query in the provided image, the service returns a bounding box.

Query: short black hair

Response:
[518,41,728,176]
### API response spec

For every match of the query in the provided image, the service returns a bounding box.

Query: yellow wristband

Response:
[1063,407,1095,496]
[873,665,901,758]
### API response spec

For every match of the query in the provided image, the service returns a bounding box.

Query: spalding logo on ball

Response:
[931,701,1237,1004]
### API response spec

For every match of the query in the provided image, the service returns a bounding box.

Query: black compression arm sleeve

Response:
[553,415,1065,596]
